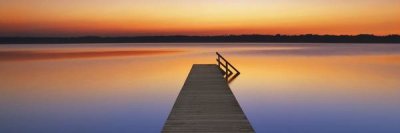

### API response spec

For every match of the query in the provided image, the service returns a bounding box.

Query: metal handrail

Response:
[216,52,240,82]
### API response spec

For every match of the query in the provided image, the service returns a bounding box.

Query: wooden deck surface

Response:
[162,64,254,133]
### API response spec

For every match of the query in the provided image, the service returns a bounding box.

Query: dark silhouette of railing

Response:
[216,52,240,83]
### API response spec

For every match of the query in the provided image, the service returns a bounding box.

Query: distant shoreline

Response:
[1,34,400,44]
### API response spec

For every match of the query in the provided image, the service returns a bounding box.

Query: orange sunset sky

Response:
[0,0,399,36]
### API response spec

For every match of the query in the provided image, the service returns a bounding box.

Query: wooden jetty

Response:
[162,52,254,133]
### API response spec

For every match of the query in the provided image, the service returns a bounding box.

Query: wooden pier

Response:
[162,53,254,133]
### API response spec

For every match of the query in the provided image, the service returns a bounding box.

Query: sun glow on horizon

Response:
[0,0,399,36]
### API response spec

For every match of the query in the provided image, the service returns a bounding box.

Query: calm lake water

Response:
[1,43,400,133]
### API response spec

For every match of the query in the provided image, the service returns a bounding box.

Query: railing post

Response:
[217,55,221,68]
[225,61,228,80]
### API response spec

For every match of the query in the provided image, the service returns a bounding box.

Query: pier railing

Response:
[216,52,240,82]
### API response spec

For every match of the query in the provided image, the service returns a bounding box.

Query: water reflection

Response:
[227,44,400,56]
[0,43,400,133]
[0,50,182,61]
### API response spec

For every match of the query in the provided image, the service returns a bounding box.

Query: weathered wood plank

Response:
[162,64,254,133]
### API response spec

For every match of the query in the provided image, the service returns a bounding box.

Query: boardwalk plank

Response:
[162,64,254,133]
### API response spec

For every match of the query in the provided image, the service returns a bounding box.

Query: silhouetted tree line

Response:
[1,34,399,44]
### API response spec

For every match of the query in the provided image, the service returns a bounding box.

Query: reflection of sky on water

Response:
[0,43,400,133]
[226,43,400,56]
[0,50,182,61]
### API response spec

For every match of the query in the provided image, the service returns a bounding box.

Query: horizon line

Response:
[1,34,400,38]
